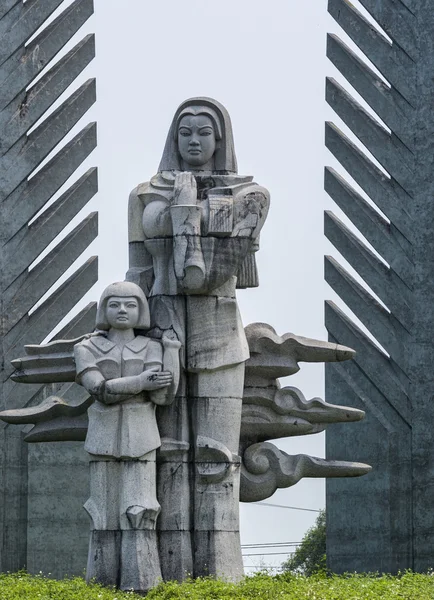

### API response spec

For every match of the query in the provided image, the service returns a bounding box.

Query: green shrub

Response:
[0,571,140,600]
[1,570,434,599]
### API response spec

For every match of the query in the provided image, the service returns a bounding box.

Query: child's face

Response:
[106,296,140,330]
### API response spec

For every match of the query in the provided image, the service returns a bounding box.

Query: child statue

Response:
[74,281,180,593]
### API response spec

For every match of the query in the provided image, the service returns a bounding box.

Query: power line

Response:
[241,542,301,548]
[244,566,285,569]
[253,502,321,513]
[242,551,296,557]
[242,542,300,548]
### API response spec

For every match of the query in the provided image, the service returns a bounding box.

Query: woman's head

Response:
[158,97,238,174]
[96,282,150,331]
[177,111,218,169]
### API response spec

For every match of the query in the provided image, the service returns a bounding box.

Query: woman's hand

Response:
[173,172,197,205]
[161,336,182,350]
[140,369,173,390]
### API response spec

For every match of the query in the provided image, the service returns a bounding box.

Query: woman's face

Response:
[106,296,140,330]
[177,114,216,168]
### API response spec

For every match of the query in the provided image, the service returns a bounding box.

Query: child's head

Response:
[96,281,150,331]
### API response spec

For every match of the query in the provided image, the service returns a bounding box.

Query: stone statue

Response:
[127,97,271,580]
[1,281,181,592]
[74,281,180,591]
[0,97,371,594]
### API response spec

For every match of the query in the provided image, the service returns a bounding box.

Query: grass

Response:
[1,570,434,599]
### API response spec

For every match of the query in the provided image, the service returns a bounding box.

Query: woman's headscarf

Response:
[158,97,238,174]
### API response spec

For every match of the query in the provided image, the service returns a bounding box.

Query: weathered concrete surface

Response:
[325,0,434,573]
[128,97,271,583]
[241,322,369,503]
[0,0,97,578]
[4,283,180,594]
[326,358,412,573]
[26,442,90,576]
[1,83,372,591]
[73,282,179,593]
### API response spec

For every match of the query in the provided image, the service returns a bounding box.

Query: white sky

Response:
[29,0,381,571]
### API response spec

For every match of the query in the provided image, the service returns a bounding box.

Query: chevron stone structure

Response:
[324,0,434,574]
[0,0,98,576]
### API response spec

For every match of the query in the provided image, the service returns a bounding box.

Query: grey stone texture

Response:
[26,442,90,576]
[241,323,370,502]
[125,97,369,586]
[72,282,180,593]
[127,97,272,584]
[325,0,434,574]
[1,94,371,593]
[0,0,97,578]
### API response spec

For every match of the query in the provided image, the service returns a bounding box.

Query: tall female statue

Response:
[127,97,270,581]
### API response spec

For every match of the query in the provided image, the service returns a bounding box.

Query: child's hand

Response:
[140,369,172,390]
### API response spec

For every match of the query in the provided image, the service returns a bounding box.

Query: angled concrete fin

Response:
[356,0,417,58]
[326,35,411,146]
[325,211,411,328]
[53,302,97,340]
[0,34,95,153]
[323,0,434,575]
[327,358,410,433]
[325,301,410,424]
[3,380,43,412]
[0,1,22,22]
[324,256,403,361]
[4,122,97,237]
[3,213,98,333]
[324,168,412,282]
[0,0,94,108]
[4,168,98,287]
[0,0,65,64]
[328,0,416,104]
[4,256,98,357]
[325,123,412,240]
[326,78,413,190]
[0,1,97,575]
[0,79,96,199]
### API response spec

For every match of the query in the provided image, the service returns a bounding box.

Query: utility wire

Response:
[244,566,285,569]
[242,544,300,552]
[242,542,300,548]
[253,501,321,513]
[243,551,296,557]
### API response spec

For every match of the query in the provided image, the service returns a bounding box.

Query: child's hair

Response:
[96,281,150,330]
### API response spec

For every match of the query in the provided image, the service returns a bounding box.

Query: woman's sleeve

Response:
[231,184,270,240]
[148,339,180,407]
[128,185,146,244]
[126,185,155,294]
[232,185,270,288]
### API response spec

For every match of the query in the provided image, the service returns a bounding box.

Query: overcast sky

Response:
[32,0,379,570]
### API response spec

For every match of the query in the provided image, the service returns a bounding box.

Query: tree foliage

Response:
[282,509,326,575]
